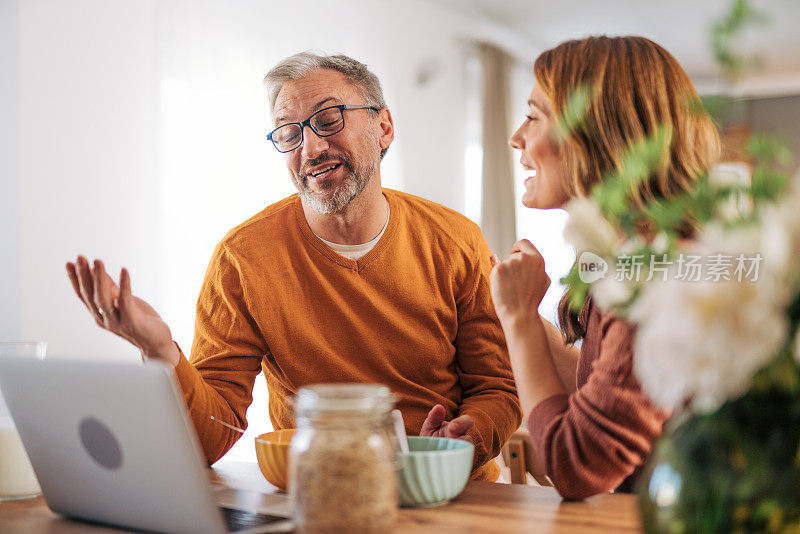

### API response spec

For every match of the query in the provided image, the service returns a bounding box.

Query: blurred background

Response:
[2,0,799,460]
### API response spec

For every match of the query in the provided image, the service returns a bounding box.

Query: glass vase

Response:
[638,379,800,533]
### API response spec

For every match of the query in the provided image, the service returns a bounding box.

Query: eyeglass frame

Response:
[266,104,381,153]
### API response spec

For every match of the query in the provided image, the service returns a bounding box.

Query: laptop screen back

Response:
[0,357,228,534]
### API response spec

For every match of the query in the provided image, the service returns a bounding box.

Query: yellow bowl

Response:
[254,429,294,490]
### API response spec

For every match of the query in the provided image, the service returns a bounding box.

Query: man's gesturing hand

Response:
[419,404,474,443]
[66,256,179,366]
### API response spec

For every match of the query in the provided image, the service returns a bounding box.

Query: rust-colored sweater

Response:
[173,189,522,481]
[527,302,670,499]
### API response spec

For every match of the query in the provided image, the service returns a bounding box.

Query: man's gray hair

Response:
[264,52,388,159]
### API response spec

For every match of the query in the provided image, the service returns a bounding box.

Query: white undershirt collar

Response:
[314,204,390,261]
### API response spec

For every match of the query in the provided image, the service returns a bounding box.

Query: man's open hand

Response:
[66,256,178,366]
[419,404,474,443]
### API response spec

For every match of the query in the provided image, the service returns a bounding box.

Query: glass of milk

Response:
[0,342,46,501]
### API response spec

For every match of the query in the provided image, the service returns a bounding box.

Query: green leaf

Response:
[710,0,769,79]
[560,263,591,312]
[553,84,592,144]
[747,134,794,168]
[695,95,728,123]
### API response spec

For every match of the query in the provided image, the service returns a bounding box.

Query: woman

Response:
[490,36,720,499]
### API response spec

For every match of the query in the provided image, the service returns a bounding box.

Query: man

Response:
[66,52,521,481]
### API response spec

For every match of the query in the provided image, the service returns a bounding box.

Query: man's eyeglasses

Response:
[267,104,379,153]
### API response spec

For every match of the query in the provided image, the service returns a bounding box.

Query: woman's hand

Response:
[489,240,567,414]
[66,256,179,366]
[490,239,550,326]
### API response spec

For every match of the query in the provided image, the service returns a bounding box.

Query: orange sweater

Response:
[527,302,670,499]
[174,189,521,481]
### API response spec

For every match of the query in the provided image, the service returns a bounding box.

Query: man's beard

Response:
[294,153,376,214]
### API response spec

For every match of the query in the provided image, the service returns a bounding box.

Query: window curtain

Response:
[478,42,517,257]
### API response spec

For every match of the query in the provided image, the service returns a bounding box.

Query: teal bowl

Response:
[398,436,474,508]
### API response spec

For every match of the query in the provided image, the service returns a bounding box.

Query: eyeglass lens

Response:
[271,107,345,151]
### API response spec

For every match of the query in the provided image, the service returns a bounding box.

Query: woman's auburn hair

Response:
[540,36,722,343]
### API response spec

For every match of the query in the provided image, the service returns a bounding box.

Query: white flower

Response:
[709,162,753,221]
[710,162,751,188]
[696,217,798,307]
[618,235,646,254]
[760,191,800,290]
[631,269,789,412]
[693,221,760,256]
[591,275,635,314]
[565,166,800,415]
[563,198,620,256]
[651,232,670,254]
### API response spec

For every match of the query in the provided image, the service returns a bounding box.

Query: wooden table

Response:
[0,461,642,533]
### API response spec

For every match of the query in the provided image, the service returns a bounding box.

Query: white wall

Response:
[0,0,21,342]
[16,0,160,360]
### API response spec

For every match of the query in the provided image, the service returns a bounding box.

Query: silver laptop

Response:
[0,356,293,534]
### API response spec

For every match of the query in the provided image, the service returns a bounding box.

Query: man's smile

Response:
[301,157,348,185]
[306,162,341,181]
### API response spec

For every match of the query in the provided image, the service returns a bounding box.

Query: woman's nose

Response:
[509,126,524,150]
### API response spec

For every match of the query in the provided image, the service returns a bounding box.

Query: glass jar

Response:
[0,342,46,501]
[289,384,398,534]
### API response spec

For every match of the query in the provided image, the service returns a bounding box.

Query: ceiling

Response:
[427,0,800,95]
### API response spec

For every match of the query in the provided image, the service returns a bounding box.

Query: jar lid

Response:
[294,384,395,415]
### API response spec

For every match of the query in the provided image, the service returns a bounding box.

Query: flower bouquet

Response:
[559,84,800,533]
